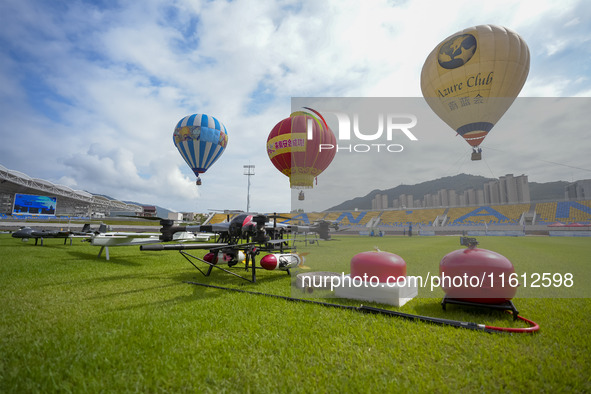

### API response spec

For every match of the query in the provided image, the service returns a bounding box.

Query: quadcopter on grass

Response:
[140,212,307,283]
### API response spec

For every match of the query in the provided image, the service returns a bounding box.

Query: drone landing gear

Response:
[179,248,290,283]
[441,296,519,320]
[97,246,111,260]
[294,232,320,247]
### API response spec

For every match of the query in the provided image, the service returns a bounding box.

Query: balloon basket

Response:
[441,296,519,320]
[471,152,482,161]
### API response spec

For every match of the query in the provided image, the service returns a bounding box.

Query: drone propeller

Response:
[297,252,311,269]
[259,213,290,230]
[267,213,292,221]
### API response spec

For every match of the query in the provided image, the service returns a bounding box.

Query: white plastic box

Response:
[333,274,418,307]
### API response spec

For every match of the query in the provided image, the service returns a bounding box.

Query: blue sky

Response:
[1,0,590,213]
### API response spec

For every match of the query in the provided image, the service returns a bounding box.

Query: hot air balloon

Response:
[421,24,530,160]
[266,110,336,200]
[173,113,228,185]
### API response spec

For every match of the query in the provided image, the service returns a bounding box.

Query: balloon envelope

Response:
[173,114,228,179]
[421,24,530,148]
[267,111,336,189]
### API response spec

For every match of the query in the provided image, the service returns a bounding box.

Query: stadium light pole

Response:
[243,164,255,212]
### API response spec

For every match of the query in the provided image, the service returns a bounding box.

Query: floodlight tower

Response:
[243,164,255,212]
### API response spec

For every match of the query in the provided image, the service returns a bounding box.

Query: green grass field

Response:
[0,234,589,392]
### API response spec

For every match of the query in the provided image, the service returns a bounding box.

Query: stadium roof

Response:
[0,164,141,215]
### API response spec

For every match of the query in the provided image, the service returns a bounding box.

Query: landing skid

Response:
[97,246,110,260]
[179,247,291,283]
[293,232,320,246]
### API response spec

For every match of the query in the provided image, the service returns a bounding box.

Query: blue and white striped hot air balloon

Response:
[173,114,228,185]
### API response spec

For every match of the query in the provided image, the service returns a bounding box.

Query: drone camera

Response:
[460,236,479,248]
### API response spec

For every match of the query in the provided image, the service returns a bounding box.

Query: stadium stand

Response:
[284,202,591,231]
[207,213,231,224]
[447,204,530,225]
[535,201,591,224]
[377,208,445,227]
[272,201,590,234]
[534,202,558,224]
[406,208,446,225]
[493,204,531,222]
[447,205,528,225]
[373,210,411,227]
[287,212,326,225]
[447,206,508,226]
[323,211,380,227]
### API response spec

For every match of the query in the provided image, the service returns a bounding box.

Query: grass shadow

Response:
[85,282,184,301]
[110,280,226,312]
[66,250,143,266]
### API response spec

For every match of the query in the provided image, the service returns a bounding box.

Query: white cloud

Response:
[60,143,199,207]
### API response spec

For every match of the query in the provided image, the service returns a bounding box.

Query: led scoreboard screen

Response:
[12,193,57,215]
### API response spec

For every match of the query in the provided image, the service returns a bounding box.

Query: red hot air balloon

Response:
[266,110,336,199]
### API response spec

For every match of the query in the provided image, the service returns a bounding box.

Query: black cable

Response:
[185,281,499,334]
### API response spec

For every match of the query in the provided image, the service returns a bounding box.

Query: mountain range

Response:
[326,173,569,211]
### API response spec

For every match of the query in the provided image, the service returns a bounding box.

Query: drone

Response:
[88,226,211,260]
[140,212,307,283]
[11,223,103,246]
[288,219,342,245]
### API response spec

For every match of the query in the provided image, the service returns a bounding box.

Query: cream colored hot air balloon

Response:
[421,25,530,160]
